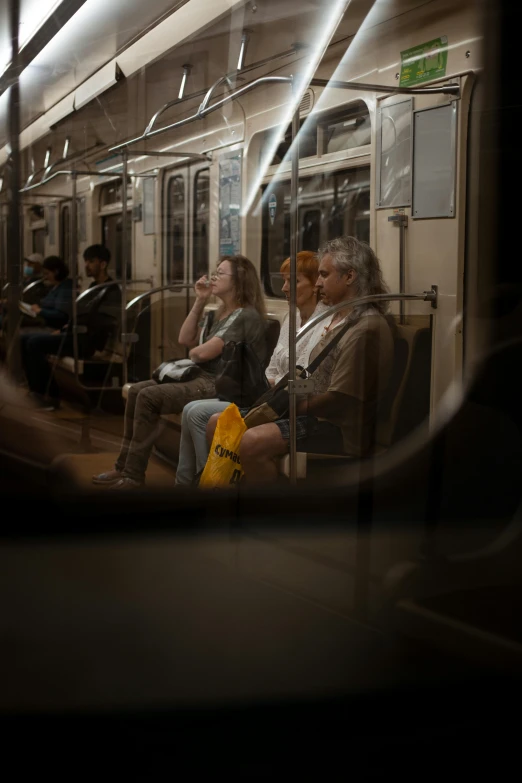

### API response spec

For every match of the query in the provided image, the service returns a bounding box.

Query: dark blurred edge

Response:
[2,0,522,771]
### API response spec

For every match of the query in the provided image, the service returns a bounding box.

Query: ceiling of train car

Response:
[3,0,362,151]
[15,0,364,170]
[6,0,438,177]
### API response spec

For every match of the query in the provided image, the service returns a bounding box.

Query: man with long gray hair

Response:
[230,235,395,484]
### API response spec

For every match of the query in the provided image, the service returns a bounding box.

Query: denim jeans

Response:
[175,399,230,485]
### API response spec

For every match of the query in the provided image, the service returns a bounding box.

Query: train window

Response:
[99,177,131,208]
[302,209,321,253]
[193,169,210,281]
[260,119,318,167]
[321,103,371,154]
[60,205,70,264]
[102,212,131,280]
[32,228,46,256]
[261,165,370,297]
[167,175,185,283]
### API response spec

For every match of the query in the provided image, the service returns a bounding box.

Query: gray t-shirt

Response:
[198,306,266,375]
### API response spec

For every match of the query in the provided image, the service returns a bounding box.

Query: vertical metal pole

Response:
[288,86,300,485]
[388,214,408,324]
[185,283,190,359]
[6,0,22,378]
[399,220,406,324]
[121,151,128,385]
[71,172,79,377]
[0,210,6,298]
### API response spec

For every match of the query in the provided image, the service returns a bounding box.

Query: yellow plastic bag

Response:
[199,403,247,488]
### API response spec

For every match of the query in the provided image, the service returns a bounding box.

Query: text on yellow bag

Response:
[199,403,246,488]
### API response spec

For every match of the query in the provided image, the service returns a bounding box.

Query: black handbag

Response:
[214,340,270,407]
[151,359,201,384]
[151,310,215,384]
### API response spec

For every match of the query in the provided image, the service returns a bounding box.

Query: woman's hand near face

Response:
[194,275,212,301]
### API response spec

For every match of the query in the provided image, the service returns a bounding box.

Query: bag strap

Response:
[305,315,354,374]
[245,314,356,410]
[200,309,215,345]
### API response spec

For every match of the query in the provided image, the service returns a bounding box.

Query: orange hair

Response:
[279,251,319,288]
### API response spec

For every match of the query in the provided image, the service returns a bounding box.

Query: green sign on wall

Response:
[400,36,448,87]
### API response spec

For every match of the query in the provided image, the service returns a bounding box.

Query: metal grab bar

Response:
[110,74,460,153]
[109,76,293,151]
[309,77,460,96]
[197,74,235,117]
[296,288,438,341]
[19,168,155,194]
[142,45,301,138]
[125,283,194,311]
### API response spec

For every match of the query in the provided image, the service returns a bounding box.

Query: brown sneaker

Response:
[109,477,144,490]
[92,469,123,486]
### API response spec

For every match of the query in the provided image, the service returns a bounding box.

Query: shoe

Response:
[109,477,144,490]
[92,469,123,486]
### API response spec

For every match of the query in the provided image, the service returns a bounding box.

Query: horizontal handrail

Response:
[19,168,155,194]
[296,289,438,341]
[126,283,194,310]
[309,77,460,96]
[109,76,293,151]
[142,45,301,138]
[22,279,45,295]
[75,280,121,302]
[110,73,460,153]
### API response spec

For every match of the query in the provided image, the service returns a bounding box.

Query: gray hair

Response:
[318,235,389,315]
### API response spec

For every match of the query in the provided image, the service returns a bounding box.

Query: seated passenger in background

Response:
[21,255,72,329]
[92,255,267,489]
[207,236,395,485]
[20,245,120,410]
[175,250,328,486]
[1,253,47,334]
[22,252,44,290]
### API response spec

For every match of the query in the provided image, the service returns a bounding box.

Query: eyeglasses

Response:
[210,270,234,280]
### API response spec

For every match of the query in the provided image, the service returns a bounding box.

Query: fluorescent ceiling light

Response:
[19,0,67,49]
[0,0,67,73]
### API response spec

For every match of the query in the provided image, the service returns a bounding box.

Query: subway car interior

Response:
[0,0,521,773]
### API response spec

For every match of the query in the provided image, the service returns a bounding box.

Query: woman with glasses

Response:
[174,251,327,487]
[92,255,267,489]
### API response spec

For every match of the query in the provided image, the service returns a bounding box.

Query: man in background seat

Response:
[21,245,121,410]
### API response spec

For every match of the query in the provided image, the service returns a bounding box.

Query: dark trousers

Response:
[115,375,217,482]
[20,331,87,401]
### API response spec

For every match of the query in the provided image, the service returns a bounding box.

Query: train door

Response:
[374,77,473,411]
[28,204,46,259]
[161,162,210,359]
[98,177,132,282]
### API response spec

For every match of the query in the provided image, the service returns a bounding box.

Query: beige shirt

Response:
[307,307,394,455]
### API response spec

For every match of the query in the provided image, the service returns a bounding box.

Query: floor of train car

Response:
[29,401,176,489]
[0,536,518,773]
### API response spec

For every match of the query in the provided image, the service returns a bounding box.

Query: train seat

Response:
[278,323,432,480]
[45,284,125,409]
